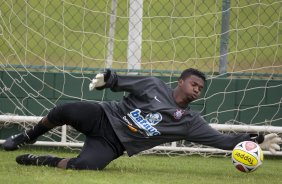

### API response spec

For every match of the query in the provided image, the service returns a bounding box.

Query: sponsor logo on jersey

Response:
[123,116,138,133]
[127,109,161,136]
[145,112,162,126]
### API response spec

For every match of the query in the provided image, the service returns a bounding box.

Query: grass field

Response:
[0,147,282,184]
[1,0,281,73]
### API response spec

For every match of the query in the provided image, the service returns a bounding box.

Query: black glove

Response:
[250,134,264,144]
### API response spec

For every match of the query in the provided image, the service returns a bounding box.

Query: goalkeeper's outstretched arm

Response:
[89,69,164,96]
[185,116,282,154]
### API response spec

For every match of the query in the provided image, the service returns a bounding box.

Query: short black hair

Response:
[178,68,206,82]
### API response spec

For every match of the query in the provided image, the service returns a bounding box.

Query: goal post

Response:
[0,114,282,156]
[0,0,281,157]
[127,0,143,71]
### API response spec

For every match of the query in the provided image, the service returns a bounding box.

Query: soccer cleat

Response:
[2,132,36,151]
[16,154,62,167]
[16,154,40,165]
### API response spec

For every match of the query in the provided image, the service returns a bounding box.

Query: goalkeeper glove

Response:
[251,133,282,154]
[89,69,116,91]
[259,133,282,154]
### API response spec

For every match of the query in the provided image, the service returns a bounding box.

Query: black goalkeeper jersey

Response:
[100,74,251,156]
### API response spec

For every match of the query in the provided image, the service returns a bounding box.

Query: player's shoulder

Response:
[138,76,171,92]
[149,76,161,81]
[187,109,201,117]
[144,76,166,86]
[187,109,206,121]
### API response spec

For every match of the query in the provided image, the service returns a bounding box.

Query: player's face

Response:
[178,75,204,102]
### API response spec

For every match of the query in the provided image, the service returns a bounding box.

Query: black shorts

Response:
[47,102,125,170]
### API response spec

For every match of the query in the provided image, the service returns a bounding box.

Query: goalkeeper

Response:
[3,68,282,170]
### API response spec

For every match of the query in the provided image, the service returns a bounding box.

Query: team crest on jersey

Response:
[173,109,185,120]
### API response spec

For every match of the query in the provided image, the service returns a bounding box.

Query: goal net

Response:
[0,0,281,156]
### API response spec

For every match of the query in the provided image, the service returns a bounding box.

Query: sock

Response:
[25,121,52,141]
[39,156,64,167]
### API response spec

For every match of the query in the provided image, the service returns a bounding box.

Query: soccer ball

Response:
[231,141,263,172]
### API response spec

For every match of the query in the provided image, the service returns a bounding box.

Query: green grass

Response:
[0,148,282,184]
[0,0,281,73]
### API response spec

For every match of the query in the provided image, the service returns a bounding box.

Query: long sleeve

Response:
[104,71,163,97]
[185,115,251,150]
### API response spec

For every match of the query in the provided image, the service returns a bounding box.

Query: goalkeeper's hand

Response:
[89,69,112,91]
[89,73,105,91]
[259,133,282,154]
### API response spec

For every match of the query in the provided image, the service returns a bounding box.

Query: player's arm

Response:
[185,117,250,150]
[89,69,161,95]
[185,115,282,154]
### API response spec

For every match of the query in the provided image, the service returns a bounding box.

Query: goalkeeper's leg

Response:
[3,102,106,151]
[65,136,123,170]
[16,136,124,170]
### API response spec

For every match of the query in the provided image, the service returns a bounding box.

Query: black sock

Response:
[40,156,64,167]
[25,122,52,141]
